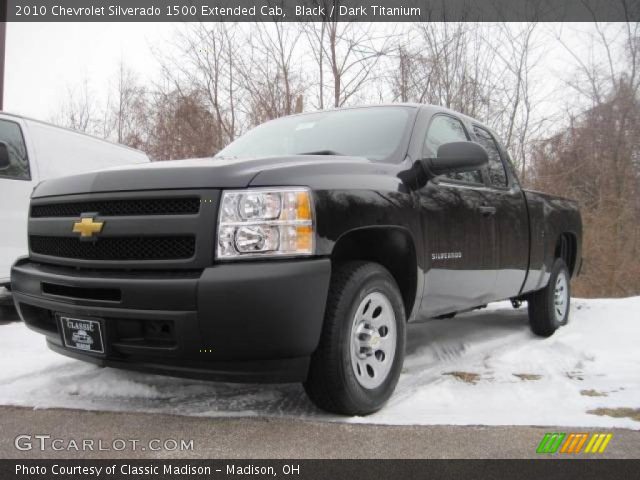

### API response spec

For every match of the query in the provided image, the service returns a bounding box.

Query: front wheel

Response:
[528,258,571,337]
[304,262,406,415]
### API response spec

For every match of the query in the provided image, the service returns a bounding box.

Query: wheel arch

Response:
[555,232,578,276]
[330,226,419,321]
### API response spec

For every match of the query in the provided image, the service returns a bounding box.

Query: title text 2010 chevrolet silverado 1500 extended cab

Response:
[11,105,582,414]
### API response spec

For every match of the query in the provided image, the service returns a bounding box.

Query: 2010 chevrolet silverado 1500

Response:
[11,105,582,415]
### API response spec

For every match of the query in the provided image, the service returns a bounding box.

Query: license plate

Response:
[59,316,105,354]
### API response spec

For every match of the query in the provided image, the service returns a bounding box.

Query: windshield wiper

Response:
[297,150,344,156]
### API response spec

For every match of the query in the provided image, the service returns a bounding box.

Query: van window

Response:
[472,125,507,187]
[0,120,30,180]
[424,115,483,184]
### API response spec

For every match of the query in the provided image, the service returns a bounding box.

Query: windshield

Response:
[217,106,415,162]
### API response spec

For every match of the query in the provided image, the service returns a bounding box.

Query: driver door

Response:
[417,114,497,317]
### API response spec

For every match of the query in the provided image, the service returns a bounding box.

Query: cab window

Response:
[0,120,30,180]
[472,125,507,187]
[424,115,483,184]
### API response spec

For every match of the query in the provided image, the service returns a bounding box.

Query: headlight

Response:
[216,187,314,259]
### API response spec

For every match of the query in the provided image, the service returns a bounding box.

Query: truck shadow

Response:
[406,305,529,358]
[0,305,21,324]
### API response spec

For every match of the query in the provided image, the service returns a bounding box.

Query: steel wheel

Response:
[350,291,397,389]
[529,258,571,337]
[304,262,406,414]
[554,270,568,323]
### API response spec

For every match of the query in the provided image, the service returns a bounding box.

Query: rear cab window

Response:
[0,119,31,180]
[472,125,507,188]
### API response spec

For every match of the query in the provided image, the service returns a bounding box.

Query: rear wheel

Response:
[304,262,406,415]
[528,258,571,337]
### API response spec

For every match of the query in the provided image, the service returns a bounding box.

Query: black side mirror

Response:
[0,142,10,170]
[398,141,488,190]
[423,141,488,177]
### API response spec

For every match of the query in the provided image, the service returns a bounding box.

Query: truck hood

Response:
[32,155,374,198]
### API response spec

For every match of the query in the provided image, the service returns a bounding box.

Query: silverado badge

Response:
[72,217,104,239]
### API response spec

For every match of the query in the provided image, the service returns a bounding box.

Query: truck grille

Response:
[28,189,218,269]
[31,197,200,218]
[30,236,196,261]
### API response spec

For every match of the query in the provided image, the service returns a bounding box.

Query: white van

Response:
[0,112,149,290]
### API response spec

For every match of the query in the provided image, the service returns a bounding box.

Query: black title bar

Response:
[4,459,640,480]
[4,0,640,22]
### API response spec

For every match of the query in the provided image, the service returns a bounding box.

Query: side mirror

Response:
[423,141,488,177]
[0,142,10,170]
[398,141,489,190]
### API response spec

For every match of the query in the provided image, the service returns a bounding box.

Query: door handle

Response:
[478,206,497,216]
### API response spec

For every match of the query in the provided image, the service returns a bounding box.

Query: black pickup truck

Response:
[11,104,582,415]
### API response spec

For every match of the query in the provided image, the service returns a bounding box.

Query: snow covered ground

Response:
[0,297,638,429]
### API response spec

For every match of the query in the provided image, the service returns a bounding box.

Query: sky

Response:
[5,23,168,120]
[4,22,608,124]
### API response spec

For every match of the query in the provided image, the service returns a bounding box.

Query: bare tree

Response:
[491,23,544,180]
[531,20,640,297]
[304,19,394,108]
[98,60,151,151]
[387,23,546,179]
[236,22,306,124]
[303,21,327,109]
[387,23,510,122]
[109,61,148,146]
[52,65,149,150]
[52,78,99,134]
[158,23,243,147]
[411,23,499,116]
[147,88,221,161]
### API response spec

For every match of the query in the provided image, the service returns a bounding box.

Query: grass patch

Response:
[580,389,608,397]
[587,408,640,422]
[513,373,542,381]
[444,371,480,384]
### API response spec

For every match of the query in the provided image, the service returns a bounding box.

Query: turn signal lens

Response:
[296,226,313,252]
[296,191,312,220]
[217,187,314,259]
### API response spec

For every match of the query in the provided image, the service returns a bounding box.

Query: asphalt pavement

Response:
[1,406,638,459]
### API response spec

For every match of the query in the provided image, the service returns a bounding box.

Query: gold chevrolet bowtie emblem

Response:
[72,217,104,238]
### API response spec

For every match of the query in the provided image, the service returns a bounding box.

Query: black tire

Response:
[304,261,406,415]
[528,258,571,337]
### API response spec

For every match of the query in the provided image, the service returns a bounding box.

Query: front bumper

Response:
[11,258,331,383]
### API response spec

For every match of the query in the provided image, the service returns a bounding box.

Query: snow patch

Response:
[0,297,638,428]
